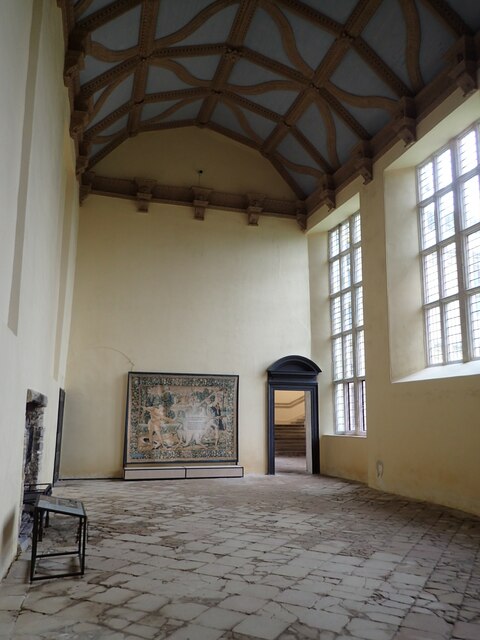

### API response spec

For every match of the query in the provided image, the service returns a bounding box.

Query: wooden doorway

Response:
[274,390,307,473]
[267,356,321,475]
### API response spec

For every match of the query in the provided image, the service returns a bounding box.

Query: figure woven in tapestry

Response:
[124,372,238,465]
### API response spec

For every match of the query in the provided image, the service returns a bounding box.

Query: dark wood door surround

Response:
[267,356,321,475]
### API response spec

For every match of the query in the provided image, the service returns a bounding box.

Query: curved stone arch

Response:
[267,355,321,475]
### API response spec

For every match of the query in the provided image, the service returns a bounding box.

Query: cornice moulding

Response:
[83,174,306,223]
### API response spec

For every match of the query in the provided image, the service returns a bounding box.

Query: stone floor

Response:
[1,465,479,640]
[274,457,307,474]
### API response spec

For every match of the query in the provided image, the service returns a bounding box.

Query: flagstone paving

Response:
[1,469,479,639]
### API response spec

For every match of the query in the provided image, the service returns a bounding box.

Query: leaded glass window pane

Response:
[417,122,480,365]
[329,212,366,434]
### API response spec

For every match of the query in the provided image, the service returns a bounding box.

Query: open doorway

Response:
[274,390,307,473]
[267,356,321,475]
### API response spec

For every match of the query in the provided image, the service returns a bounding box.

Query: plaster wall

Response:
[362,93,480,515]
[0,1,79,579]
[320,436,368,484]
[308,89,480,515]
[62,197,311,477]
[94,127,295,200]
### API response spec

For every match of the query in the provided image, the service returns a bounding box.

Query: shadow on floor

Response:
[275,455,307,474]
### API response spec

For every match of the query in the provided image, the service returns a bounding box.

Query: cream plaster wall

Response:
[320,436,368,484]
[0,2,79,580]
[362,96,480,515]
[308,87,480,516]
[62,197,311,477]
[94,127,296,200]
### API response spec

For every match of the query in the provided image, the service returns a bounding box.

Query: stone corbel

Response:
[352,141,373,184]
[247,207,262,226]
[79,171,95,205]
[135,178,157,213]
[192,187,212,221]
[76,155,89,177]
[295,202,307,231]
[79,140,92,158]
[247,193,265,226]
[448,36,477,96]
[193,200,207,220]
[75,95,94,114]
[70,110,89,141]
[318,175,336,211]
[63,49,85,87]
[394,97,417,147]
[68,29,90,56]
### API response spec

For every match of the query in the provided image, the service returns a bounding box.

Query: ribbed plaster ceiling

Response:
[60,0,480,222]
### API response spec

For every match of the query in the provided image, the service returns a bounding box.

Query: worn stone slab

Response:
[126,593,169,612]
[161,602,209,621]
[403,612,453,635]
[194,606,246,629]
[275,589,318,608]
[166,623,224,640]
[2,475,480,640]
[219,594,267,613]
[233,614,290,639]
[453,621,480,639]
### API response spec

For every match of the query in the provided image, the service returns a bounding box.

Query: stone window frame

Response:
[416,121,480,367]
[328,212,367,435]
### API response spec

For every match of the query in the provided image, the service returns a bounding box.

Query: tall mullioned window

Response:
[417,123,480,366]
[328,212,366,434]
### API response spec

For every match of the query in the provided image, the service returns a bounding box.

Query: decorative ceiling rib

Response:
[59,0,480,224]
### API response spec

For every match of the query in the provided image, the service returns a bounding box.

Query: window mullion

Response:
[452,141,470,362]
[435,249,447,364]
[349,218,360,434]
[456,226,470,363]
[339,245,349,430]
[353,335,361,434]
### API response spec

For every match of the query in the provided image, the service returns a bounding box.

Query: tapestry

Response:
[124,372,238,465]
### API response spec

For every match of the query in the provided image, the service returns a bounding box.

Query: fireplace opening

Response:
[18,389,49,550]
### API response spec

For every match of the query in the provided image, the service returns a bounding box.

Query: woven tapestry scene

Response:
[124,372,238,465]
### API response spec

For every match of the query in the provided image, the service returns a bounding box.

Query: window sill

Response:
[394,359,480,383]
[324,433,367,438]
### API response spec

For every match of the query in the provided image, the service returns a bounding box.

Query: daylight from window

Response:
[417,123,480,366]
[329,213,366,435]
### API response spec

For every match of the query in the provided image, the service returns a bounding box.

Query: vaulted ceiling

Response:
[59,0,480,224]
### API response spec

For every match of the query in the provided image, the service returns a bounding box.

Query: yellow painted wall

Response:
[0,1,79,579]
[94,127,296,200]
[62,197,311,477]
[320,436,368,484]
[308,89,480,516]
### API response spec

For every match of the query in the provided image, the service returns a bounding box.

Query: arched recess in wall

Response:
[267,356,321,475]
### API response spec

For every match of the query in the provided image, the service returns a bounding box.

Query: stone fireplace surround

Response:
[18,389,48,549]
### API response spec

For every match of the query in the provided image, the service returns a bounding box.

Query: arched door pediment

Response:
[267,355,321,381]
